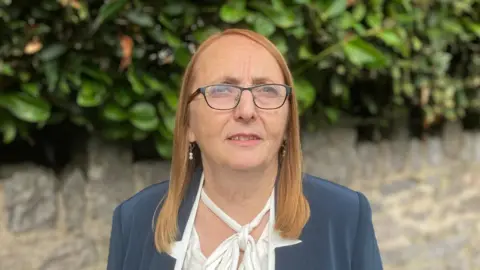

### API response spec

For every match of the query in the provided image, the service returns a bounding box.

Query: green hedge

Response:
[0,0,479,158]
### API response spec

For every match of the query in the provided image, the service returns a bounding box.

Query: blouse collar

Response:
[167,169,301,269]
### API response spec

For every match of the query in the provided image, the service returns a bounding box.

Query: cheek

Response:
[189,104,229,140]
[263,108,289,139]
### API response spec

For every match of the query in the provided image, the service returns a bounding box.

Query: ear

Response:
[187,128,196,143]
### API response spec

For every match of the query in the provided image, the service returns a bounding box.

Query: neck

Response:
[200,160,278,224]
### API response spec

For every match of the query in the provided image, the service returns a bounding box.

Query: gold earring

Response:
[282,141,287,157]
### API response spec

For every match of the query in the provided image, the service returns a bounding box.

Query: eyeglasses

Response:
[188,84,292,110]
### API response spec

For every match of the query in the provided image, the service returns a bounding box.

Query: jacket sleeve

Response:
[351,192,383,270]
[107,204,125,270]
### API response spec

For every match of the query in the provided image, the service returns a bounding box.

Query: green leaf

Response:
[322,0,347,20]
[463,18,480,37]
[43,61,59,92]
[164,30,183,48]
[38,44,67,61]
[125,10,154,27]
[220,0,247,23]
[294,78,316,114]
[0,93,51,123]
[163,3,184,16]
[101,124,130,140]
[157,14,177,32]
[352,3,366,21]
[92,0,128,31]
[339,12,356,29]
[250,3,296,28]
[133,129,148,141]
[377,29,406,55]
[330,75,348,96]
[114,88,133,107]
[366,13,383,29]
[0,62,14,76]
[127,67,145,95]
[442,18,465,35]
[21,83,41,97]
[291,26,307,39]
[343,38,388,68]
[129,102,159,131]
[193,26,222,43]
[155,134,173,158]
[174,46,192,68]
[299,44,313,60]
[81,66,113,86]
[0,117,17,144]
[161,89,178,110]
[77,80,108,107]
[271,35,288,55]
[253,14,276,37]
[324,107,340,123]
[163,114,176,134]
[102,103,128,121]
[142,73,169,92]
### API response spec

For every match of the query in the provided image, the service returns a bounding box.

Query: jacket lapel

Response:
[148,167,203,270]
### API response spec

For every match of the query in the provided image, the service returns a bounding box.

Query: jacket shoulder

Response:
[118,180,170,215]
[302,173,367,227]
[115,180,170,232]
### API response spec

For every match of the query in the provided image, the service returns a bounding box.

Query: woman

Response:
[107,28,383,270]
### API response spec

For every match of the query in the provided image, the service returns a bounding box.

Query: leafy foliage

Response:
[0,0,479,158]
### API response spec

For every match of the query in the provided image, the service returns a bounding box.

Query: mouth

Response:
[227,133,262,141]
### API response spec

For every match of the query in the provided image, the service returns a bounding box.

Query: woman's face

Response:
[187,34,289,171]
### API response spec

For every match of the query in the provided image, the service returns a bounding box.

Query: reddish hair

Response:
[154,28,310,252]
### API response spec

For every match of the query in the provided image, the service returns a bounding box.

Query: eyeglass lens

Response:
[203,84,288,109]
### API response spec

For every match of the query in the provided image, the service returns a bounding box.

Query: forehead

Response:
[192,35,284,87]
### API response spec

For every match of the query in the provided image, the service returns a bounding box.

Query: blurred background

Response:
[0,0,479,269]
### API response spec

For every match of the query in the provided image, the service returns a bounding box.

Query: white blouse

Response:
[169,173,302,270]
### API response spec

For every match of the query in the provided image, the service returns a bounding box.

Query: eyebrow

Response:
[212,76,276,85]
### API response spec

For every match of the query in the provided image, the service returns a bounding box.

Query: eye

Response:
[206,85,239,97]
[256,85,280,95]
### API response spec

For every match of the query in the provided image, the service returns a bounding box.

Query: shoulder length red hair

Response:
[154,28,310,252]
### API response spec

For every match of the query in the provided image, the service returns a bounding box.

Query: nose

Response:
[233,90,257,122]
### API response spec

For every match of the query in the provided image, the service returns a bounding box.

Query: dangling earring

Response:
[281,141,287,157]
[188,143,194,160]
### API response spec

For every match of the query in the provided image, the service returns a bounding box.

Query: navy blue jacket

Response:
[106,168,383,269]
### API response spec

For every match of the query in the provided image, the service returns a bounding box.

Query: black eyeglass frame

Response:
[187,83,292,110]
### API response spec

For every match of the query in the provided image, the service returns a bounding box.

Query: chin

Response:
[224,155,268,171]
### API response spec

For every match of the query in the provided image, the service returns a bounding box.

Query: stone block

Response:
[303,143,357,186]
[39,237,97,270]
[473,132,480,162]
[4,165,57,232]
[425,234,468,259]
[459,194,480,215]
[325,127,357,148]
[426,136,444,166]
[61,166,86,231]
[133,161,171,190]
[442,122,465,160]
[380,178,417,196]
[300,130,329,154]
[389,138,410,173]
[86,138,134,221]
[408,139,426,171]
[0,255,31,270]
[354,142,390,183]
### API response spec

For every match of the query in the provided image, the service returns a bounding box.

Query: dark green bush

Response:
[0,0,479,159]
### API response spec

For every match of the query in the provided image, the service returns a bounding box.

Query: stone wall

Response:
[0,122,479,270]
